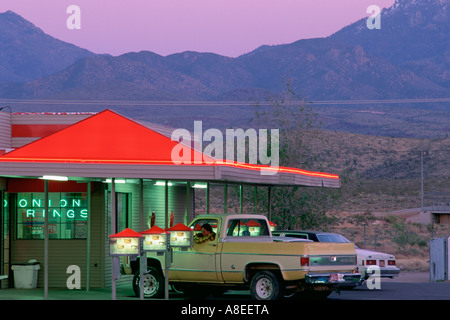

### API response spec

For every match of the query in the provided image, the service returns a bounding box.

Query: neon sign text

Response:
[16,194,88,220]
[24,209,88,219]
[18,198,82,208]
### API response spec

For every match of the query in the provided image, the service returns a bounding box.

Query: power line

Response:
[0,97,449,107]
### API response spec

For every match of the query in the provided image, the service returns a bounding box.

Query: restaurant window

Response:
[116,193,130,232]
[14,192,88,240]
[107,192,131,235]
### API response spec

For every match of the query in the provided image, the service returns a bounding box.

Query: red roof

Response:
[0,109,209,165]
[0,109,339,181]
[246,220,261,227]
[109,228,143,238]
[141,226,167,234]
[166,223,192,232]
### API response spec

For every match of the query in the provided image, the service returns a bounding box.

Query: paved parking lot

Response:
[328,272,450,300]
[0,272,448,301]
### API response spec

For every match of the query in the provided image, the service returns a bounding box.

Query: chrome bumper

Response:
[305,272,362,285]
[362,267,401,279]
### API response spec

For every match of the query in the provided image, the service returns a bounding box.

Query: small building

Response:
[0,109,340,289]
[431,203,450,225]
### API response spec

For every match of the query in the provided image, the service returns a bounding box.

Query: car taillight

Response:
[366,260,377,265]
[388,260,396,266]
[301,257,309,266]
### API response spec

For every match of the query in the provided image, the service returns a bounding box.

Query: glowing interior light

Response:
[103,179,126,183]
[40,175,68,181]
[154,181,172,186]
[192,183,207,189]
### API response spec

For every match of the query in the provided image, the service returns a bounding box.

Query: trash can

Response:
[11,261,40,289]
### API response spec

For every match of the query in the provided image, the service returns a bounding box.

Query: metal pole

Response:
[421,148,424,211]
[111,178,116,300]
[186,181,191,224]
[224,184,228,213]
[254,186,257,214]
[86,181,91,291]
[363,224,367,249]
[239,185,243,214]
[139,179,144,231]
[44,180,49,300]
[164,180,169,300]
[268,186,272,221]
[206,183,210,214]
[139,179,144,300]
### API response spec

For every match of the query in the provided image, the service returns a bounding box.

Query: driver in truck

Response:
[194,223,216,244]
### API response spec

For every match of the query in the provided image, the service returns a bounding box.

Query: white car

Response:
[273,230,400,281]
[354,248,399,279]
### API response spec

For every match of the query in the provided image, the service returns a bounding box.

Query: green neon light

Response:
[18,198,82,208]
[16,193,88,220]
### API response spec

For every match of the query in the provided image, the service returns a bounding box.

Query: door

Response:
[107,192,132,275]
[171,218,219,282]
[430,237,448,282]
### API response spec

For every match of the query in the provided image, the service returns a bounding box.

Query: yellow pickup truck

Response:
[131,214,360,300]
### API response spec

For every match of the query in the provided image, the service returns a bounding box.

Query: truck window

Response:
[316,234,351,243]
[226,219,270,237]
[190,218,219,238]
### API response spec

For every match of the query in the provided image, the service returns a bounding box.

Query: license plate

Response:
[330,273,344,282]
[379,260,385,267]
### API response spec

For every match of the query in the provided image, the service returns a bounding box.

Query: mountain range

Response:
[0,0,449,137]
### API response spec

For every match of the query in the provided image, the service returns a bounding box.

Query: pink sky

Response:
[0,0,395,57]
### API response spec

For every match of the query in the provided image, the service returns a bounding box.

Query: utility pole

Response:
[421,145,424,212]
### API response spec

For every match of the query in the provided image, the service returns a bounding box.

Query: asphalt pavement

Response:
[328,272,450,300]
[0,272,448,301]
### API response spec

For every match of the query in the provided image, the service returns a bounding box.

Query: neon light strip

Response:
[0,157,339,179]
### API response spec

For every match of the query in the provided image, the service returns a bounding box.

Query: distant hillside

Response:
[300,129,450,212]
[1,0,449,102]
[331,0,450,89]
[3,38,446,101]
[0,10,95,83]
[0,1,449,138]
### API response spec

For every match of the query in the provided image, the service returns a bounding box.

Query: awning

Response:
[0,109,340,188]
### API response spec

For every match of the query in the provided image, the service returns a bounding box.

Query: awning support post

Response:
[164,180,169,300]
[44,179,49,300]
[186,181,191,224]
[224,184,228,213]
[206,183,210,214]
[86,181,91,291]
[239,185,243,214]
[111,178,117,300]
[139,179,144,300]
[268,186,272,221]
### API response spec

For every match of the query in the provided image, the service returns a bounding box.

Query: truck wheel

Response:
[132,266,164,298]
[250,271,281,300]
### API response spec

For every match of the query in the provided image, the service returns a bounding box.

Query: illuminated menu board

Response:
[166,223,192,247]
[109,228,142,256]
[141,226,168,252]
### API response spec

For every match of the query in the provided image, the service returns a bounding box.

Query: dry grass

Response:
[396,256,429,272]
[326,211,450,272]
